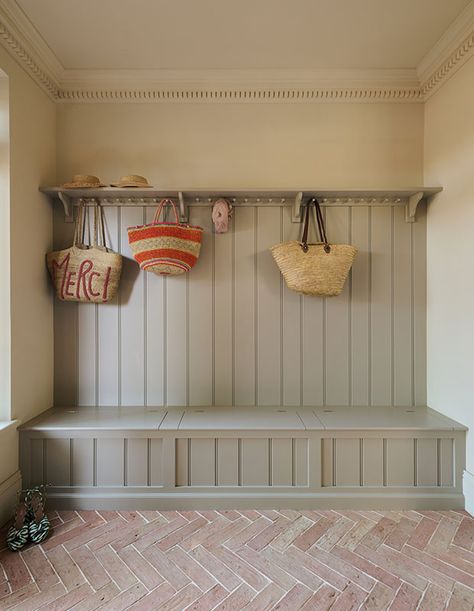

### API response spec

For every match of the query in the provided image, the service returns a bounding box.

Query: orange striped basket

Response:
[127,199,203,276]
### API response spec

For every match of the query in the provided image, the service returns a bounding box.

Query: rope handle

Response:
[301,198,331,254]
[73,203,109,250]
[153,198,180,224]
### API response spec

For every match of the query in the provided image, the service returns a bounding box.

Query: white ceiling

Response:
[15,0,471,71]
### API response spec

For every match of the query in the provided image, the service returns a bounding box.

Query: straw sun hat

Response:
[111,175,153,188]
[60,175,105,188]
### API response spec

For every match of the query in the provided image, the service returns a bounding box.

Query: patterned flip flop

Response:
[6,492,29,551]
[26,486,50,544]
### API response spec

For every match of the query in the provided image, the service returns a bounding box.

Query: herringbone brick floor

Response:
[0,509,474,610]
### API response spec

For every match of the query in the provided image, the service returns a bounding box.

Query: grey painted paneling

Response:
[386,438,415,486]
[241,439,269,486]
[150,439,163,486]
[256,208,282,406]
[371,207,392,406]
[126,438,148,486]
[189,207,213,406]
[335,438,360,486]
[190,438,216,486]
[234,208,256,405]
[145,208,166,406]
[46,439,70,486]
[30,439,44,487]
[351,207,370,406]
[440,438,454,487]
[362,439,384,486]
[53,204,427,408]
[120,207,146,406]
[176,438,189,486]
[416,438,438,487]
[325,208,351,406]
[214,220,233,406]
[98,207,120,406]
[71,438,94,486]
[96,438,124,486]
[272,438,293,486]
[217,439,239,486]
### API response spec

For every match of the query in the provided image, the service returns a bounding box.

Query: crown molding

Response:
[420,28,474,99]
[418,0,474,84]
[0,0,59,98]
[57,68,422,104]
[0,0,472,104]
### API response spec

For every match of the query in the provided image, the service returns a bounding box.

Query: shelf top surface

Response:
[40,186,443,199]
[19,405,466,432]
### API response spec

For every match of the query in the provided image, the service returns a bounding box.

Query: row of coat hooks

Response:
[40,181,443,224]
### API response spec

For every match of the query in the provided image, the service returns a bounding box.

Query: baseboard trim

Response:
[0,470,21,526]
[47,490,465,511]
[463,470,474,515]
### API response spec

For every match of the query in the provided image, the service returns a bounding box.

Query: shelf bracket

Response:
[178,191,188,223]
[292,191,304,223]
[58,191,74,223]
[405,191,424,223]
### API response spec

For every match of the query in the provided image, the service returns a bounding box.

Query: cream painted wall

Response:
[57,102,424,187]
[424,57,474,486]
[0,46,55,523]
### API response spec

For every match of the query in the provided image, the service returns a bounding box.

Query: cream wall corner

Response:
[0,44,55,523]
[424,55,474,506]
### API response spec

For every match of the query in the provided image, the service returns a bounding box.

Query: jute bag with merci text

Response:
[46,204,122,303]
[271,198,358,296]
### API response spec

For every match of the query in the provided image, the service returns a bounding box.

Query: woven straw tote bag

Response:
[46,204,122,303]
[271,198,357,296]
[127,198,203,276]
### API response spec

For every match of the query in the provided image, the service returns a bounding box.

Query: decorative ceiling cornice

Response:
[0,0,472,104]
[0,0,59,99]
[420,30,474,99]
[55,86,423,104]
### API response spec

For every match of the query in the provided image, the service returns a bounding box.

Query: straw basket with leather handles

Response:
[127,198,203,276]
[46,204,122,303]
[271,198,357,296]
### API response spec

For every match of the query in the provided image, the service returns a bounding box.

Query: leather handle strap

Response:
[301,198,331,254]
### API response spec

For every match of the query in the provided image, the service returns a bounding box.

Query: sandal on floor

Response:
[6,492,29,551]
[26,486,50,544]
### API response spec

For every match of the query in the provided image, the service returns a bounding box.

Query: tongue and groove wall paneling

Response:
[53,202,428,408]
[53,205,77,406]
[371,207,393,406]
[120,207,145,406]
[325,207,351,406]
[233,207,256,406]
[282,207,302,406]
[302,207,324,406]
[413,206,427,406]
[145,207,166,406]
[213,214,233,407]
[350,207,370,406]
[393,206,413,406]
[77,208,98,405]
[98,207,120,406]
[188,207,213,406]
[165,231,188,407]
[256,207,282,406]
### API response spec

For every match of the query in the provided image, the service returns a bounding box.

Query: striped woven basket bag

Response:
[127,199,203,275]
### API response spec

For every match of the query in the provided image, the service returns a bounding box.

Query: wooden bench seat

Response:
[19,406,466,510]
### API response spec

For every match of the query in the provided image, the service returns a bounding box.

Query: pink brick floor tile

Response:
[1,509,474,611]
[388,582,422,611]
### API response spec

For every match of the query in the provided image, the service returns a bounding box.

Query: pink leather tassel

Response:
[212,198,232,233]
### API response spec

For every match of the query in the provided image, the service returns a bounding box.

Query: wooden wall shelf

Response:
[40,186,442,224]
